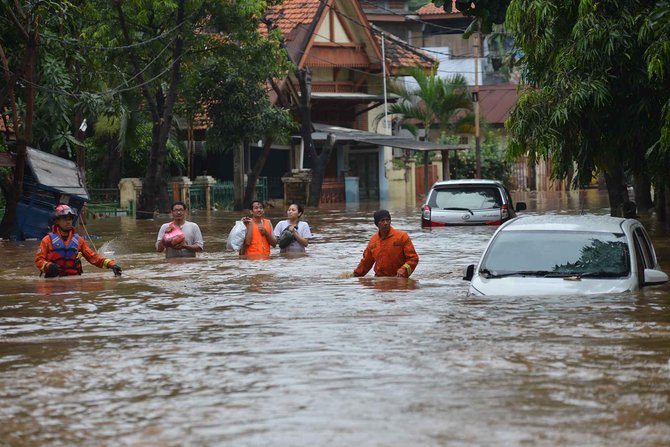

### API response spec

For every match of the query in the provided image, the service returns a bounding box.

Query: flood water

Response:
[2,189,670,446]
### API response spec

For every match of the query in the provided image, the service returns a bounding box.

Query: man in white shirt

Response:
[156,201,204,258]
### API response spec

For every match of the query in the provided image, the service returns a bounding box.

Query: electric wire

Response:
[2,2,505,102]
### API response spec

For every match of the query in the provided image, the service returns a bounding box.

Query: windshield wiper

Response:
[480,268,627,279]
[443,207,474,215]
[573,271,627,278]
[479,269,554,278]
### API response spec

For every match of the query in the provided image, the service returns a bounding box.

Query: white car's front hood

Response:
[469,276,636,296]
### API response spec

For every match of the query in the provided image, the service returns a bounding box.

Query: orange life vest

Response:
[46,232,83,276]
[245,219,273,256]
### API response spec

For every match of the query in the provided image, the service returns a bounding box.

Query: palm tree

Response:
[377,66,473,184]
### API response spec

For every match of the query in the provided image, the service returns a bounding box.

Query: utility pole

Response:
[474,31,481,179]
[381,33,390,135]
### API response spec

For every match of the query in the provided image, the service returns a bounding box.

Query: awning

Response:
[311,93,398,102]
[26,147,89,199]
[312,123,468,152]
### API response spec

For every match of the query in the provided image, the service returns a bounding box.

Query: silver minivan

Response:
[421,179,526,227]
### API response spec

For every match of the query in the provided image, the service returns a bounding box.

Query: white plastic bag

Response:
[226,221,246,251]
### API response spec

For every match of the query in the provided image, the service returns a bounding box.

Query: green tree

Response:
[84,0,291,216]
[505,0,667,217]
[381,67,472,140]
[0,0,71,239]
[447,131,511,183]
[432,0,511,36]
[642,1,670,222]
[186,6,294,210]
[83,0,197,217]
[377,66,472,189]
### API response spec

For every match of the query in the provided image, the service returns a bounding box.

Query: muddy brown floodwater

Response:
[1,189,670,446]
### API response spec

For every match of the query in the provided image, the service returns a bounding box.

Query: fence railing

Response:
[87,188,128,216]
[89,188,120,203]
[201,178,268,210]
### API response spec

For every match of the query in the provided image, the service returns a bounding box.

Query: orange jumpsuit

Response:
[244,219,273,256]
[35,226,116,275]
[354,227,419,277]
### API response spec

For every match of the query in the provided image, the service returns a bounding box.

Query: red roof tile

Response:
[476,83,523,125]
[263,0,322,37]
[416,1,460,16]
[371,25,437,73]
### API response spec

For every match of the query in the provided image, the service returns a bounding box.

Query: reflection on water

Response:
[1,190,670,446]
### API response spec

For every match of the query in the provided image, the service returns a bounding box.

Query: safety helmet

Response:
[54,204,77,217]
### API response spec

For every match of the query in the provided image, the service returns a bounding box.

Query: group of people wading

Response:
[35,200,419,279]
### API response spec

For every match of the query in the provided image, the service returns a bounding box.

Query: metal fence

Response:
[211,182,234,209]
[87,188,127,216]
[193,177,268,210]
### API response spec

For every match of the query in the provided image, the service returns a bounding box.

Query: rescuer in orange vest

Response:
[35,204,122,278]
[353,209,419,278]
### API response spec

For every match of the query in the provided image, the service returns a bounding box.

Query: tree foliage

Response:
[432,0,511,36]
[505,0,669,216]
[380,66,472,140]
[642,1,670,188]
[447,132,511,183]
[0,0,75,238]
[78,0,290,216]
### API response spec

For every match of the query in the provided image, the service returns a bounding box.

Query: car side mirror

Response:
[644,268,669,285]
[515,202,527,211]
[463,264,475,281]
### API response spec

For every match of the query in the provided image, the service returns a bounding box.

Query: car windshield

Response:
[480,230,630,277]
[429,187,503,210]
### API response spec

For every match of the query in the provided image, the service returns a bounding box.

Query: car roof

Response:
[501,214,629,233]
[431,179,504,188]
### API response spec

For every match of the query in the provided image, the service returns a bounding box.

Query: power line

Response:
[52,9,199,51]
[359,0,514,37]
[325,3,504,71]
[359,0,470,34]
[4,3,502,102]
[326,3,471,60]
[333,2,517,61]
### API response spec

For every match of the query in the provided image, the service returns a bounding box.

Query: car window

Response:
[481,230,630,276]
[430,187,503,210]
[633,227,656,269]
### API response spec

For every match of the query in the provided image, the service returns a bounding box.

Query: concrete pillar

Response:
[118,178,143,212]
[193,175,216,210]
[171,176,192,209]
[407,156,417,206]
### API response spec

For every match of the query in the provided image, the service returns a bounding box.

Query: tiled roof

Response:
[371,25,437,73]
[416,1,459,16]
[262,0,328,65]
[477,83,523,125]
[264,0,435,72]
[262,0,321,39]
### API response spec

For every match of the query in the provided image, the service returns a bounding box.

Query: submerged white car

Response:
[463,215,668,296]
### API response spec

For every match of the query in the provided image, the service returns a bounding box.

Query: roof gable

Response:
[265,0,382,68]
[315,7,353,43]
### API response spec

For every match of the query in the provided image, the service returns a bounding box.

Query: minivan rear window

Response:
[429,187,503,210]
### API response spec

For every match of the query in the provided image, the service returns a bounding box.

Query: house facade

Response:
[190,0,467,206]
[265,0,442,204]
[362,1,567,192]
